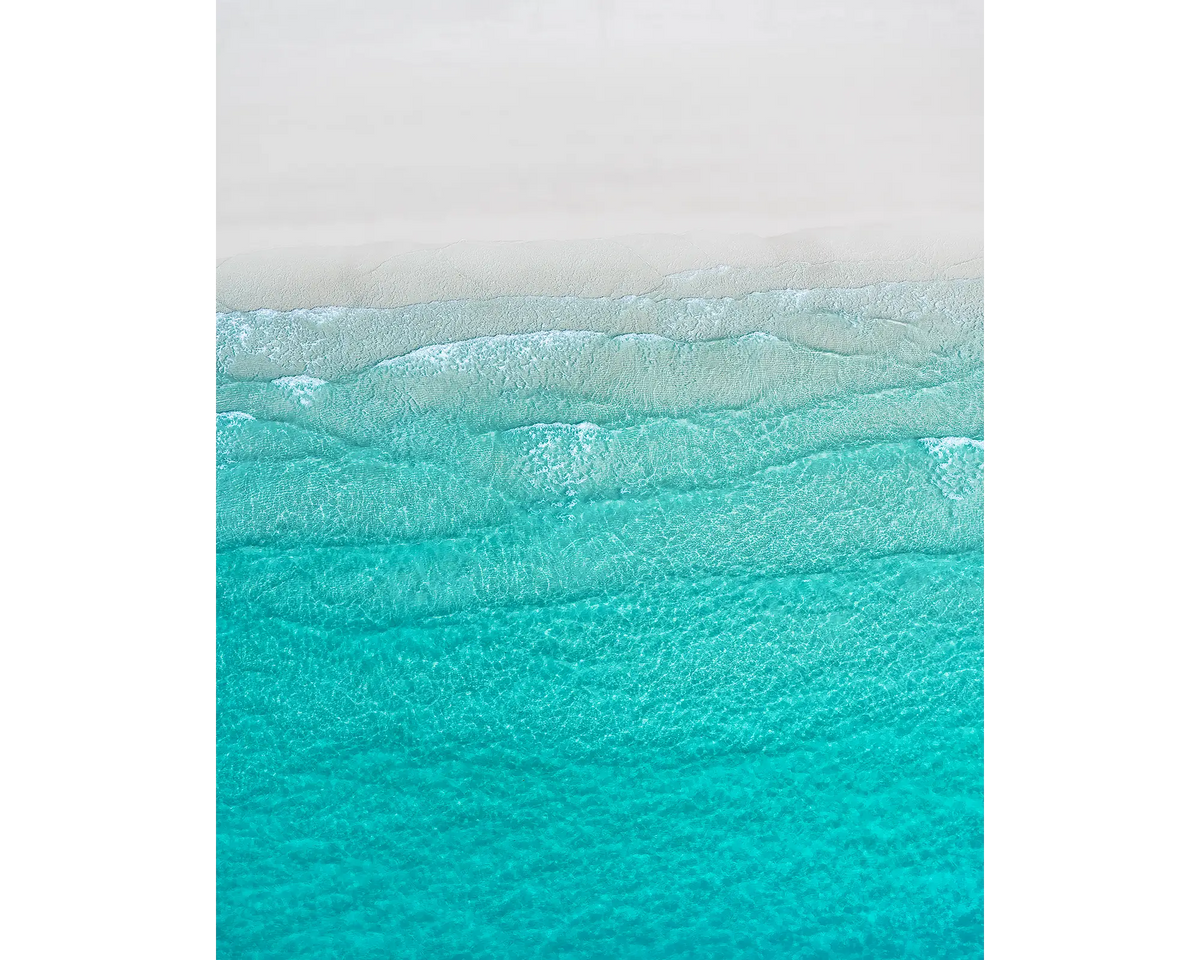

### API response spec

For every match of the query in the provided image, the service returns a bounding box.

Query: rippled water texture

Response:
[217,281,984,958]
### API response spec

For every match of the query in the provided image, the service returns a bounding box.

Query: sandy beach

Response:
[216,223,982,311]
[218,1,981,308]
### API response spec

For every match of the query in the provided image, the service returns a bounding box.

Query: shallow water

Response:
[217,281,983,958]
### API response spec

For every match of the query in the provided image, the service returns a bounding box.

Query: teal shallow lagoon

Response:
[217,281,983,957]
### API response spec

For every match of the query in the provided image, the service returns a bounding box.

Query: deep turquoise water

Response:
[217,281,983,958]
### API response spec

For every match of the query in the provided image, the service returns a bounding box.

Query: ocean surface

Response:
[217,280,984,958]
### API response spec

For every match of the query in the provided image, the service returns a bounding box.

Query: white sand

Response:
[217,1,981,308]
[216,223,982,312]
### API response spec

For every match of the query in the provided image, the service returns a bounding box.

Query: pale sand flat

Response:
[218,2,981,310]
[217,222,982,311]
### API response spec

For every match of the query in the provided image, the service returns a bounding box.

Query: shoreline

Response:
[216,223,982,312]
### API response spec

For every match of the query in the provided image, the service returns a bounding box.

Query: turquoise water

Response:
[217,281,983,958]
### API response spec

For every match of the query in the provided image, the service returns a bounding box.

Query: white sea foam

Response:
[225,316,256,346]
[612,332,674,344]
[272,375,328,407]
[218,411,257,422]
[920,437,984,501]
[217,279,982,384]
[737,331,786,344]
[508,421,605,434]
[920,436,984,456]
[377,330,611,373]
[375,328,789,374]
